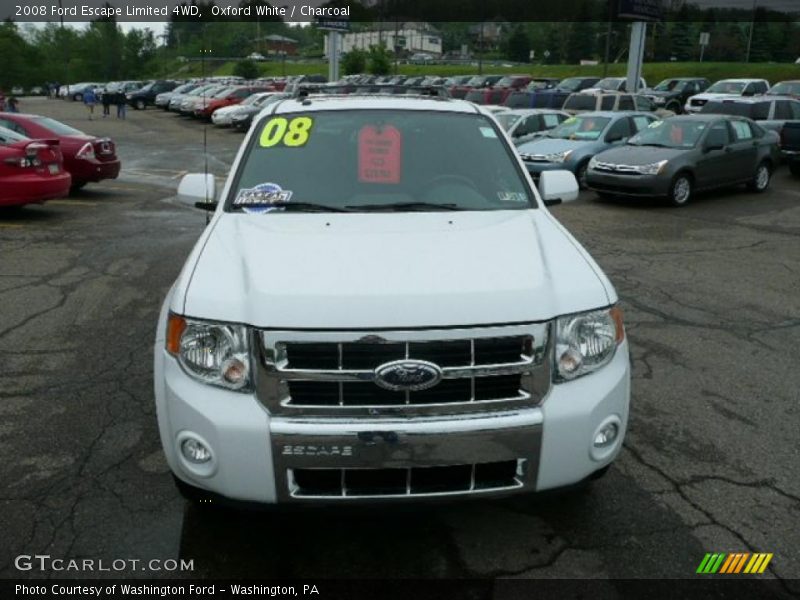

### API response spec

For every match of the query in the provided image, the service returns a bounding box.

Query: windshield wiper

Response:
[347,202,465,212]
[237,202,352,213]
[629,142,669,147]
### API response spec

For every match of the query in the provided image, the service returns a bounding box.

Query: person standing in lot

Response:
[0,90,6,112]
[115,90,126,119]
[101,89,112,117]
[7,96,19,112]
[84,88,97,120]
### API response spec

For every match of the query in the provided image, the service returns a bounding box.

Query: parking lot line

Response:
[0,223,25,228]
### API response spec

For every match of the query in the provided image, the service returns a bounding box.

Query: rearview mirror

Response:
[538,170,579,206]
[177,173,216,209]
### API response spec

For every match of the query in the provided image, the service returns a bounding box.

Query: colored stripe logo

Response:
[696,553,773,574]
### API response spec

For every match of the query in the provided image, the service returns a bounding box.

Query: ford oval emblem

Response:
[374,360,443,392]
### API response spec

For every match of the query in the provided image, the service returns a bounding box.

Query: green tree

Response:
[233,59,259,79]
[341,48,367,75]
[504,25,530,63]
[367,44,391,75]
[669,8,694,61]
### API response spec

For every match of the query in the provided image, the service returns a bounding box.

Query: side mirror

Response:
[177,173,216,210]
[538,170,579,206]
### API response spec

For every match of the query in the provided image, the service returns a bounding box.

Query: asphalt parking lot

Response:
[1,98,799,589]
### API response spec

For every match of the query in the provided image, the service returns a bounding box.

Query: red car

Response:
[465,75,534,105]
[0,113,120,189]
[0,125,71,208]
[193,86,271,120]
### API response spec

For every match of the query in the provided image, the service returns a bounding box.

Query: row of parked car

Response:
[0,112,121,208]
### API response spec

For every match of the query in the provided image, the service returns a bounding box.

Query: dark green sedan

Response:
[585,114,781,206]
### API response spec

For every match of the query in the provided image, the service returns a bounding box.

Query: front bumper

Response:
[586,170,671,197]
[154,335,630,504]
[523,160,576,180]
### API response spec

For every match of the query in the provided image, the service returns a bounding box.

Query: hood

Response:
[595,144,688,165]
[516,137,590,154]
[180,211,612,329]
[690,92,739,101]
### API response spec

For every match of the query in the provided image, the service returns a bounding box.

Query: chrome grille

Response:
[290,460,523,498]
[593,161,643,175]
[257,324,551,416]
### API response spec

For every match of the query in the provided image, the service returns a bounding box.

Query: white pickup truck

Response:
[154,95,630,505]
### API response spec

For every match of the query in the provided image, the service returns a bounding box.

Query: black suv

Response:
[643,78,710,114]
[127,80,179,110]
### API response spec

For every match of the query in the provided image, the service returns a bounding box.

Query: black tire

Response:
[666,101,681,114]
[790,161,800,178]
[70,182,87,193]
[73,93,83,102]
[575,161,590,190]
[747,160,771,193]
[595,192,616,201]
[135,99,145,110]
[668,172,693,207]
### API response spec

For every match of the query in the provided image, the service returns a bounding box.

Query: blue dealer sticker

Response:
[234,183,293,214]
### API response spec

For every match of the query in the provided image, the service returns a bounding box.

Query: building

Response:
[324,23,442,57]
[257,34,299,56]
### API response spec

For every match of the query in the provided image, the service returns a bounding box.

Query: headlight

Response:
[166,314,251,391]
[636,160,668,175]
[545,150,573,163]
[653,96,666,104]
[555,306,624,381]
[588,156,599,169]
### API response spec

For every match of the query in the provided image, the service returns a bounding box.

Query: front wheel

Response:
[668,173,692,207]
[135,99,145,110]
[575,161,589,190]
[666,101,682,114]
[73,93,83,102]
[747,161,771,192]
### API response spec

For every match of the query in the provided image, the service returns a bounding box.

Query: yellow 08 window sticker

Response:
[259,116,314,148]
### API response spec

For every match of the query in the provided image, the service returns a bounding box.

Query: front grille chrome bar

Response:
[256,323,552,417]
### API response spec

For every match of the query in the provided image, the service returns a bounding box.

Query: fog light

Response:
[181,438,212,464]
[593,423,618,448]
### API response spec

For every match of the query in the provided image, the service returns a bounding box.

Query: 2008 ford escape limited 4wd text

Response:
[154,95,630,505]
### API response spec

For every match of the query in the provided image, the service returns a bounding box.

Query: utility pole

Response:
[625,22,646,94]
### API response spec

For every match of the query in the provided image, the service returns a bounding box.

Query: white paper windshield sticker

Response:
[497,191,527,203]
[234,183,293,214]
[480,127,498,138]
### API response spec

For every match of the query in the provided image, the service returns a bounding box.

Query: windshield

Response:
[707,81,746,94]
[138,83,155,92]
[495,113,522,130]
[467,76,485,86]
[654,79,685,92]
[33,117,85,136]
[628,119,707,149]
[242,93,266,106]
[495,77,515,87]
[563,95,598,111]
[557,78,584,92]
[547,115,610,141]
[172,83,194,94]
[595,78,622,91]
[769,82,800,96]
[228,110,533,212]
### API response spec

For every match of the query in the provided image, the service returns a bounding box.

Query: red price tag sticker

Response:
[358,125,402,184]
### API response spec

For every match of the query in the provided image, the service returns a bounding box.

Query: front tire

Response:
[73,93,83,102]
[668,173,692,206]
[747,161,771,192]
[575,161,589,190]
[666,101,682,114]
[135,99,145,110]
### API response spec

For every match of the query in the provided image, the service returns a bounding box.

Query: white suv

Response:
[685,78,770,113]
[154,95,631,505]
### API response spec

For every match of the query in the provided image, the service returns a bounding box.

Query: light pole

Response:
[745,0,758,63]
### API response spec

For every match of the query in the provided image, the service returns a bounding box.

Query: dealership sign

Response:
[617,0,663,21]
